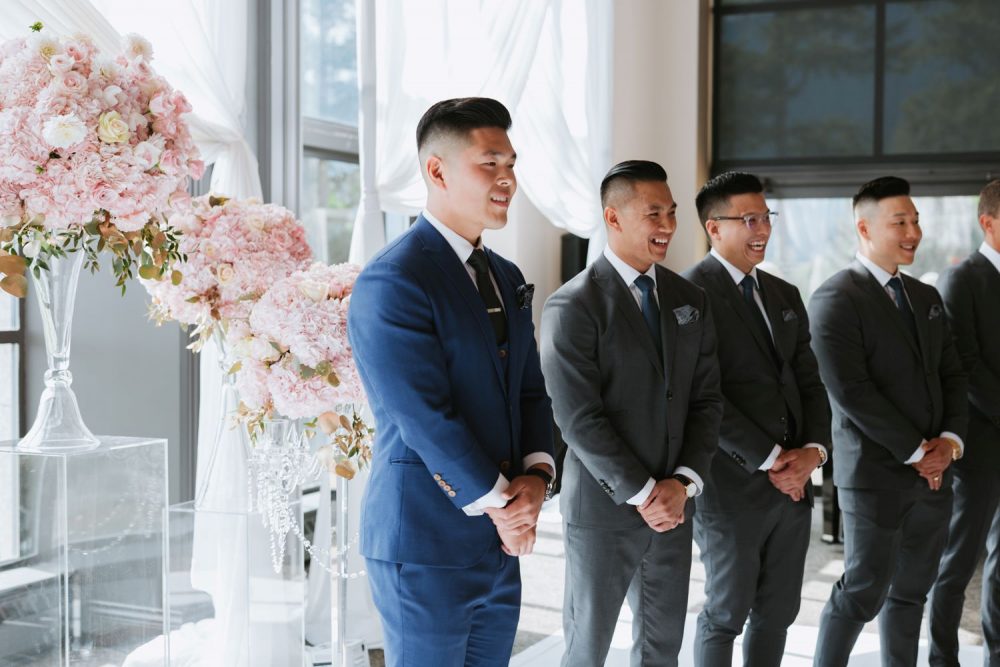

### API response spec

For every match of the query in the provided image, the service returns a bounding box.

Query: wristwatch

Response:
[814,447,828,467]
[672,474,697,498]
[525,467,555,500]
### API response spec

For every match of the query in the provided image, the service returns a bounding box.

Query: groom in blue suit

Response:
[348,98,555,666]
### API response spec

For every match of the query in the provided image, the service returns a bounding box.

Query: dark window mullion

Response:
[873,0,886,158]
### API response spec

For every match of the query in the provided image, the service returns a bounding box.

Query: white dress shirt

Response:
[710,249,828,470]
[423,210,557,516]
[979,240,1000,275]
[602,246,704,505]
[854,252,964,462]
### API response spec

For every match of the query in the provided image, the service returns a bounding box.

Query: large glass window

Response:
[762,195,980,300]
[301,155,361,263]
[301,0,358,126]
[716,6,875,161]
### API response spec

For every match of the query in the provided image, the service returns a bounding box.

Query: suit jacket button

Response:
[500,460,510,473]
[498,349,508,358]
[443,484,452,491]
[448,490,457,497]
[779,416,787,424]
[667,391,673,400]
[438,480,446,487]
[433,474,442,481]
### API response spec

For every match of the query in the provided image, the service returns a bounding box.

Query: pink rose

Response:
[158,149,181,174]
[148,92,174,117]
[188,159,205,180]
[94,184,120,209]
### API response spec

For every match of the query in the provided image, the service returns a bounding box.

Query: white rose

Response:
[97,111,130,144]
[92,56,122,80]
[22,239,42,259]
[42,113,87,149]
[249,336,281,363]
[31,35,60,61]
[216,263,235,284]
[123,33,153,61]
[298,279,329,303]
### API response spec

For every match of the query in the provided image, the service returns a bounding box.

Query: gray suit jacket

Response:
[937,250,1000,470]
[540,255,723,530]
[808,260,968,490]
[683,255,831,511]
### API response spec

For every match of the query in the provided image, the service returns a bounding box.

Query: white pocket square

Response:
[673,305,700,325]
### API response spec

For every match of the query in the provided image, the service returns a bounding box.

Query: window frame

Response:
[0,296,27,439]
[711,0,1000,196]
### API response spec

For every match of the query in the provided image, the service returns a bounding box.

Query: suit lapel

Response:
[655,267,677,386]
[705,257,775,364]
[592,257,664,374]
[850,260,921,358]
[903,275,933,369]
[415,218,507,390]
[758,272,790,369]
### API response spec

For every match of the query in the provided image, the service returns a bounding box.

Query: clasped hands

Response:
[912,437,955,491]
[484,471,548,557]
[638,478,688,533]
[769,447,823,502]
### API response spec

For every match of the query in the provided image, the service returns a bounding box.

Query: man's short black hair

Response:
[852,176,911,210]
[694,172,764,224]
[600,160,668,208]
[415,97,512,153]
[978,179,1000,218]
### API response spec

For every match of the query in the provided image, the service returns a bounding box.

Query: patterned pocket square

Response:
[929,304,943,319]
[516,283,535,310]
[673,305,700,325]
[782,309,797,322]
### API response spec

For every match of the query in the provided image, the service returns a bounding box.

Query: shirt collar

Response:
[979,241,1000,275]
[710,248,759,286]
[603,245,656,288]
[423,209,483,264]
[855,251,899,286]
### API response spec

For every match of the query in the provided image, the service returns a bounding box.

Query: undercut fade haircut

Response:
[978,179,1000,218]
[415,97,512,154]
[600,160,668,208]
[695,171,764,224]
[852,176,911,210]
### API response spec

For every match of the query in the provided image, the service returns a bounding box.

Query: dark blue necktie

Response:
[634,275,662,360]
[740,274,779,365]
[887,276,918,342]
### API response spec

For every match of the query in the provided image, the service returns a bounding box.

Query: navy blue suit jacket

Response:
[348,216,554,568]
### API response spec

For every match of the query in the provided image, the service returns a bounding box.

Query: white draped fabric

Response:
[349,0,612,265]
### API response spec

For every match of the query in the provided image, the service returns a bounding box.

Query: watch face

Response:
[685,483,697,498]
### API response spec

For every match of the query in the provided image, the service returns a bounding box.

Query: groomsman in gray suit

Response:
[682,172,831,667]
[809,176,968,667]
[929,179,1000,667]
[540,160,723,666]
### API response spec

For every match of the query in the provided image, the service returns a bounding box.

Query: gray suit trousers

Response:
[694,497,811,667]
[929,466,1000,667]
[814,486,953,667]
[562,519,693,667]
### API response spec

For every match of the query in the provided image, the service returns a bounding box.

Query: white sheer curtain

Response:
[350,0,611,264]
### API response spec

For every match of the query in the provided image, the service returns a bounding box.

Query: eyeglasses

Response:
[710,211,778,231]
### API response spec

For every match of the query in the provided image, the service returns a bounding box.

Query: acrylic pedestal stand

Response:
[0,436,168,667]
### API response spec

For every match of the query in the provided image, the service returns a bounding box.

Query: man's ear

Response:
[856,217,870,242]
[425,154,446,190]
[704,219,720,243]
[604,206,620,232]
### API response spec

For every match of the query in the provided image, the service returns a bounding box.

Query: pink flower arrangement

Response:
[142,195,313,348]
[0,27,203,232]
[232,261,366,419]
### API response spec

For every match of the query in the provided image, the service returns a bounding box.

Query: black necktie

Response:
[634,275,662,361]
[740,274,779,365]
[887,276,918,342]
[467,249,507,345]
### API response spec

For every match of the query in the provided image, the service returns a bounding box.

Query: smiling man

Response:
[808,176,968,667]
[348,97,555,667]
[540,160,722,666]
[682,172,831,667]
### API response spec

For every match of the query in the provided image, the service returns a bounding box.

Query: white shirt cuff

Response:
[906,441,927,464]
[673,466,704,496]
[803,443,828,464]
[941,431,965,458]
[758,445,783,471]
[523,452,557,480]
[461,473,510,516]
[626,477,656,506]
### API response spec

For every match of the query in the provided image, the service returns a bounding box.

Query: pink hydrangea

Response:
[141,195,313,344]
[232,262,365,419]
[0,27,201,232]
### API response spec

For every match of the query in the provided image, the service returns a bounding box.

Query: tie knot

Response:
[887,276,903,290]
[634,274,655,296]
[467,249,490,278]
[740,274,757,292]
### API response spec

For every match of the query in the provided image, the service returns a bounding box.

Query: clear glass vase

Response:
[18,251,99,451]
[194,336,252,513]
